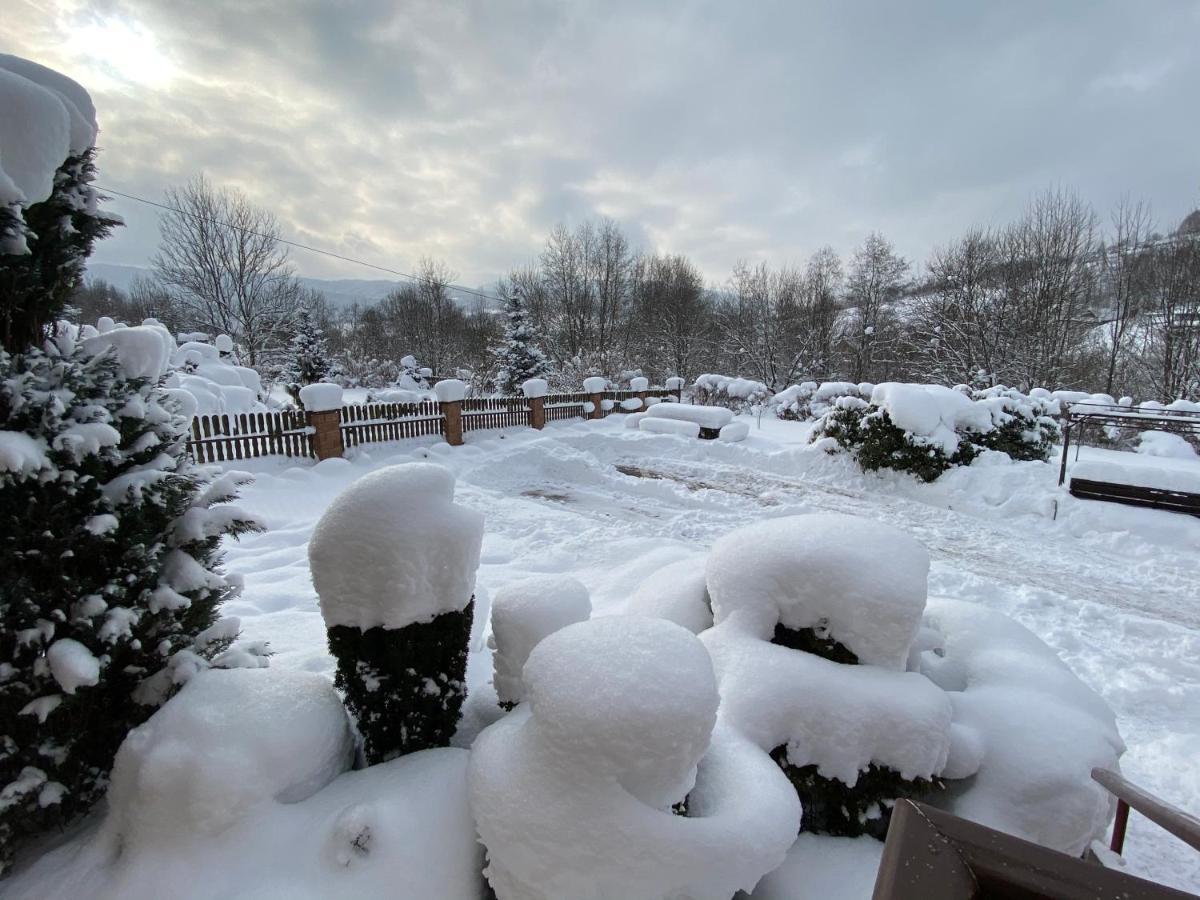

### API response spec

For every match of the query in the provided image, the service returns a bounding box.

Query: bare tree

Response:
[152,175,300,366]
[1098,198,1154,395]
[1131,219,1200,400]
[840,233,908,382]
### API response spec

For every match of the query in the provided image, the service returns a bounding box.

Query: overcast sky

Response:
[8,0,1200,288]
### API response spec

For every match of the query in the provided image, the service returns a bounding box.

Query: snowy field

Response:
[218,415,1200,895]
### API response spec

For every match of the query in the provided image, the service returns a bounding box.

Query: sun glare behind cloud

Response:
[69,16,176,88]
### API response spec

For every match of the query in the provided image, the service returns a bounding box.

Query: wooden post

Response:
[529,396,546,430]
[636,390,647,410]
[308,409,344,461]
[1058,422,1071,486]
[442,399,464,446]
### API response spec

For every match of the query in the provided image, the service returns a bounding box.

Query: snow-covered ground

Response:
[216,415,1200,895]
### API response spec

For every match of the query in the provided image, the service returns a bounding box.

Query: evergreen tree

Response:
[280,308,334,406]
[493,292,551,395]
[1,149,121,351]
[0,329,263,870]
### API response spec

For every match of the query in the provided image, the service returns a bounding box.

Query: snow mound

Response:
[920,598,1123,855]
[520,378,548,399]
[1137,430,1196,460]
[1072,458,1200,494]
[433,378,467,403]
[706,513,929,670]
[629,376,649,392]
[719,422,749,443]
[665,376,684,390]
[83,325,173,381]
[0,55,96,206]
[470,617,798,900]
[299,382,343,412]
[308,463,484,631]
[639,417,701,438]
[645,402,734,430]
[583,376,607,394]
[623,557,714,634]
[106,667,354,846]
[45,638,100,694]
[620,397,643,410]
[489,574,592,706]
[0,431,49,475]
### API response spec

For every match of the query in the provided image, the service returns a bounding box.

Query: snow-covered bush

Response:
[692,373,770,412]
[772,381,870,422]
[5,667,484,899]
[812,383,1055,482]
[699,512,1120,851]
[168,333,266,415]
[308,463,484,763]
[488,575,591,709]
[0,325,262,870]
[1137,429,1197,459]
[968,385,1059,461]
[469,616,798,900]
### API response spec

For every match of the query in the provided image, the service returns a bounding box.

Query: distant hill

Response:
[82,262,497,311]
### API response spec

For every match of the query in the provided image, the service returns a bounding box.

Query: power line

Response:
[96,185,505,305]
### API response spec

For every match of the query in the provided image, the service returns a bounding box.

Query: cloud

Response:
[6,0,1199,287]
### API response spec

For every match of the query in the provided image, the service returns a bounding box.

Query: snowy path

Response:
[224,418,1200,895]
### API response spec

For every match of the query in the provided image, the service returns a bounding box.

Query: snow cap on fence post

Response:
[630,375,649,409]
[583,376,606,420]
[435,378,467,446]
[666,376,684,401]
[299,383,344,461]
[522,378,549,430]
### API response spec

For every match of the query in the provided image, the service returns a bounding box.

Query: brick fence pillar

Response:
[588,392,604,420]
[442,400,464,446]
[308,409,344,460]
[636,390,647,410]
[529,396,546,430]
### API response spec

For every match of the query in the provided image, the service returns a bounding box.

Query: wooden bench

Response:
[1069,477,1200,517]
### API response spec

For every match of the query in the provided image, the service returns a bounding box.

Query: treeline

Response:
[71,180,1200,401]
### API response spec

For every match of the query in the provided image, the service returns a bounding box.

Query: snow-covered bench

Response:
[640,403,733,439]
[1069,459,1200,517]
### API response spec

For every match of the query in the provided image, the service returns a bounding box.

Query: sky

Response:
[7,0,1200,288]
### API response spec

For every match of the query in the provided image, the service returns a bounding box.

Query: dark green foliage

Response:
[0,341,260,871]
[966,390,1059,462]
[0,150,119,351]
[769,621,946,840]
[770,748,944,840]
[327,601,474,764]
[772,623,859,665]
[814,404,969,482]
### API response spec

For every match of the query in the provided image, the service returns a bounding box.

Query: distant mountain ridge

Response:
[83,262,496,311]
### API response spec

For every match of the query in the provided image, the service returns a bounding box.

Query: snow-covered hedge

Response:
[811,383,1059,482]
[692,373,770,412]
[0,323,262,870]
[308,463,484,763]
[772,381,873,421]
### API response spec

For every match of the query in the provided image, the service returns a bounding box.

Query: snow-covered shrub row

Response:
[771,381,874,421]
[691,373,771,412]
[308,464,484,763]
[0,321,263,871]
[811,382,1060,482]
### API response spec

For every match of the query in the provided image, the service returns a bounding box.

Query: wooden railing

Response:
[1092,767,1200,856]
[186,388,675,463]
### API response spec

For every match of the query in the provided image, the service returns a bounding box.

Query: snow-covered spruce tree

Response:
[308,463,484,764]
[492,292,551,395]
[280,308,335,407]
[0,325,262,871]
